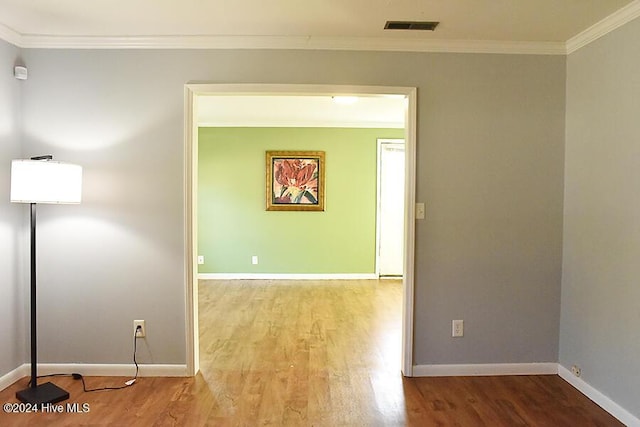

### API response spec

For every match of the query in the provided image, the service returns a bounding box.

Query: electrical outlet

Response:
[134,320,146,338]
[252,255,258,265]
[452,319,464,337]
[197,255,205,265]
[571,365,581,377]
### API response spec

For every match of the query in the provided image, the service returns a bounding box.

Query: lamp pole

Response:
[29,202,37,391]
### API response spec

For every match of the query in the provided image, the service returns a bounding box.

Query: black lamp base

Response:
[16,382,69,405]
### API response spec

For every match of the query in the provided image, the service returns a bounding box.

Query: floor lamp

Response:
[10,155,82,405]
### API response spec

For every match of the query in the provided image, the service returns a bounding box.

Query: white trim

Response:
[35,363,188,377]
[567,0,640,54]
[0,363,188,391]
[401,88,417,376]
[197,120,404,129]
[558,365,640,427]
[375,140,382,278]
[0,23,21,47]
[4,362,635,426]
[185,83,417,381]
[184,85,200,377]
[409,362,639,425]
[412,363,558,377]
[198,273,378,280]
[11,33,566,55]
[0,364,29,391]
[308,37,565,56]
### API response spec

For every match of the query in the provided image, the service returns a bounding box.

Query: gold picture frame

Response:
[266,150,325,211]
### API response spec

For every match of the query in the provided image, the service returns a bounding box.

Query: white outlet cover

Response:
[134,320,146,337]
[452,319,464,337]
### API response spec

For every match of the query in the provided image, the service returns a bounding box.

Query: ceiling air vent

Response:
[384,21,439,31]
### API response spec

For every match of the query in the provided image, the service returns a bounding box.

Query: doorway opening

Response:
[184,84,417,376]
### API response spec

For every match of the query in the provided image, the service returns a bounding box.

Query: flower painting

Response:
[266,151,325,211]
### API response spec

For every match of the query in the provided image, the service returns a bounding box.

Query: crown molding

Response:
[307,37,566,55]
[11,33,567,55]
[197,120,404,129]
[18,34,309,50]
[566,0,640,54]
[0,23,21,47]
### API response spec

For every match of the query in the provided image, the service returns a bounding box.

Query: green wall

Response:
[198,127,404,274]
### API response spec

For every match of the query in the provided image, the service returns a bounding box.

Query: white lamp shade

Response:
[10,159,82,204]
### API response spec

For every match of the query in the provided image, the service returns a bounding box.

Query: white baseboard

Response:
[558,365,640,427]
[198,273,378,280]
[37,363,189,378]
[0,363,189,391]
[0,364,29,391]
[412,362,559,377]
[412,363,638,426]
[5,361,636,425]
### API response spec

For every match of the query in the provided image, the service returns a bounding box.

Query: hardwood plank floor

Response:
[0,279,624,426]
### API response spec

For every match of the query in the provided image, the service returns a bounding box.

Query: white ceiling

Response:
[1,0,638,53]
[197,95,406,128]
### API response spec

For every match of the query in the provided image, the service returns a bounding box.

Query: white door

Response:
[377,139,405,277]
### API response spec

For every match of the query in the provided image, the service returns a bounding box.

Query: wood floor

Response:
[0,279,624,426]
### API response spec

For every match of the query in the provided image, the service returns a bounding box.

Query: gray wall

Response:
[562,18,640,417]
[16,48,566,366]
[0,39,25,377]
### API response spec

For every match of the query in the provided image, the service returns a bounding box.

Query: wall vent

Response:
[384,21,439,31]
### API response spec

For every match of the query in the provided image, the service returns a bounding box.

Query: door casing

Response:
[184,83,418,376]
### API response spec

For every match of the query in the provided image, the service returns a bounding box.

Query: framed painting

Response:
[266,150,325,211]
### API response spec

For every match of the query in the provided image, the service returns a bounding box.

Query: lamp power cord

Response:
[28,327,141,392]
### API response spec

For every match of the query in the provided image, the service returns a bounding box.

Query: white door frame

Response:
[183,83,417,376]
